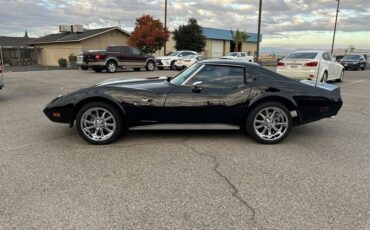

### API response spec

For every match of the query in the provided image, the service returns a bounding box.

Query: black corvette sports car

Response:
[44,60,342,144]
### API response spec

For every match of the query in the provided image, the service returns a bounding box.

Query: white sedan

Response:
[276,51,344,82]
[175,55,206,70]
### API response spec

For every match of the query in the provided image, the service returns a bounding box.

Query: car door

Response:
[130,47,146,67]
[322,52,337,80]
[164,64,251,125]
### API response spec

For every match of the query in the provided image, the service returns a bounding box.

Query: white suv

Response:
[221,52,254,62]
[156,50,197,70]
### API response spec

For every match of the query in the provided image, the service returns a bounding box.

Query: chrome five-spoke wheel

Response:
[246,102,292,144]
[76,102,123,144]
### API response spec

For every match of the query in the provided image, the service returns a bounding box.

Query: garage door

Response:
[210,40,224,58]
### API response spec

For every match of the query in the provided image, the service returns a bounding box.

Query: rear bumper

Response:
[277,68,318,80]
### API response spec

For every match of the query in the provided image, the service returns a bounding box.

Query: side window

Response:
[131,48,141,56]
[186,65,245,89]
[122,47,131,55]
[322,53,331,61]
[240,53,246,57]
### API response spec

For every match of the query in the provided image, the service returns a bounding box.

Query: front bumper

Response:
[341,62,362,69]
[155,59,171,68]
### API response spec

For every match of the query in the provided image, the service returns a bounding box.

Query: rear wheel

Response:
[76,102,123,145]
[337,70,344,82]
[246,102,292,144]
[321,71,328,83]
[106,61,117,73]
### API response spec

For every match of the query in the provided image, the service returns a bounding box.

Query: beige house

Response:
[156,27,261,58]
[30,27,130,66]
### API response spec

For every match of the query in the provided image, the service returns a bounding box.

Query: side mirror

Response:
[192,81,202,92]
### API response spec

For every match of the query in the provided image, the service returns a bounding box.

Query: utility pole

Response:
[331,0,340,54]
[164,0,168,55]
[256,0,262,63]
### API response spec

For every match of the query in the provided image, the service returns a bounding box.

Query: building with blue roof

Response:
[158,27,262,58]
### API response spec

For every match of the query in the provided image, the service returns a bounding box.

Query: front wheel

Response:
[170,61,176,70]
[76,102,123,145]
[246,102,292,144]
[145,60,155,71]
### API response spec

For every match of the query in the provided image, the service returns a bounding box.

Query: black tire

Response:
[145,60,156,71]
[133,68,141,71]
[246,102,293,144]
[344,67,348,71]
[337,70,344,82]
[93,67,103,73]
[321,71,328,82]
[80,66,88,70]
[76,102,124,145]
[106,60,117,73]
[158,67,164,70]
[170,61,176,70]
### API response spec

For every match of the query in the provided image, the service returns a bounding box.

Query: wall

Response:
[81,30,129,51]
[241,42,258,56]
[34,42,81,66]
[34,30,129,66]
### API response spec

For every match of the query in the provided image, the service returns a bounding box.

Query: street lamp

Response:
[331,0,340,54]
[256,0,262,63]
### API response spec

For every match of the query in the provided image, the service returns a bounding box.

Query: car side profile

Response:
[277,51,344,82]
[44,60,342,145]
[221,52,254,63]
[77,46,156,73]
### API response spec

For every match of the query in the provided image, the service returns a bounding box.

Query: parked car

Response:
[77,46,156,73]
[340,54,367,70]
[175,55,206,70]
[276,51,344,82]
[155,51,197,70]
[0,60,4,90]
[44,60,342,145]
[220,52,254,62]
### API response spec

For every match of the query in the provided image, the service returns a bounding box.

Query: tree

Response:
[128,15,169,54]
[231,29,249,52]
[173,18,206,52]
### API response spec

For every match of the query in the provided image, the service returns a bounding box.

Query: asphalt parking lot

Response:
[1,68,370,229]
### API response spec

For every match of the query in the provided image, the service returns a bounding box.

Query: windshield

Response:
[170,64,200,85]
[165,51,180,56]
[342,55,361,60]
[227,52,238,57]
[286,52,318,59]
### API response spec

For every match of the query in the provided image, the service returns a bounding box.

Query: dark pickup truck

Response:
[77,46,156,73]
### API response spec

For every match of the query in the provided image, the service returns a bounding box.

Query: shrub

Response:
[68,54,77,62]
[58,58,67,67]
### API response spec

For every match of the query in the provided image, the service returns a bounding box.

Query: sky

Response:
[0,0,369,51]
